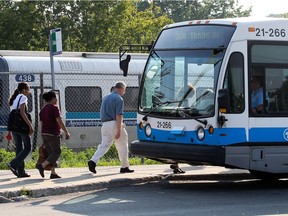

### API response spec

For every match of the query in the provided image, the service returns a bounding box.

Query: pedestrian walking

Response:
[36,91,70,179]
[7,82,33,178]
[88,81,134,174]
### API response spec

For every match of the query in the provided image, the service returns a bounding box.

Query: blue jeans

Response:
[10,132,31,175]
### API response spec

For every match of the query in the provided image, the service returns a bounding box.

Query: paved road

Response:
[0,164,250,202]
[1,174,288,216]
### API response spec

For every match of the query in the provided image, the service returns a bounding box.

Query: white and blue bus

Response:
[0,51,147,150]
[122,17,288,180]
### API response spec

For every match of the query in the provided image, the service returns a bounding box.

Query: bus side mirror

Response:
[120,55,131,77]
[218,89,230,113]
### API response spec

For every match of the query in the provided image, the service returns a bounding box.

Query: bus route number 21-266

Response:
[157,121,171,129]
[255,28,286,37]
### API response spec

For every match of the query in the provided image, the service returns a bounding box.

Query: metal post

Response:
[40,73,44,108]
[49,34,55,90]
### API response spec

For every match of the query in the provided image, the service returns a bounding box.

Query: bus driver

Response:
[251,76,264,114]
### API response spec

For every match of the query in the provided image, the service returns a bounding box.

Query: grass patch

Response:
[0,144,161,170]
[20,187,32,196]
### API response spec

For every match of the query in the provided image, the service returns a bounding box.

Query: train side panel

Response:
[0,52,147,150]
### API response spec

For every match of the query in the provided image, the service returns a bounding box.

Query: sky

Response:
[238,0,288,17]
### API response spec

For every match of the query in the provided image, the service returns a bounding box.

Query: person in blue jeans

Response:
[7,82,34,178]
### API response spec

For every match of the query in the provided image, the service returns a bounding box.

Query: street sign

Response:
[50,28,62,55]
[49,28,63,90]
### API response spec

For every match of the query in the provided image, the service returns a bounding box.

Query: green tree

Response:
[200,0,251,19]
[0,0,251,52]
[267,13,288,18]
[0,1,42,50]
[138,0,251,22]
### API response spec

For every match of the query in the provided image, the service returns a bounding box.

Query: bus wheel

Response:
[249,170,281,182]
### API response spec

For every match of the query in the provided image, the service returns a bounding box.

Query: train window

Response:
[65,86,102,112]
[111,86,139,112]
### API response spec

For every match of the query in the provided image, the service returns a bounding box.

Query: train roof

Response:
[0,50,147,59]
[0,51,148,75]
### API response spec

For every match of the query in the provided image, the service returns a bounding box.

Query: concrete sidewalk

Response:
[0,164,250,202]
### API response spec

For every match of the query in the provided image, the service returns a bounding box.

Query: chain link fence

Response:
[0,53,147,167]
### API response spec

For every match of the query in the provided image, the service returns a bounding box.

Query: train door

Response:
[29,86,42,150]
[0,73,10,148]
[29,85,60,151]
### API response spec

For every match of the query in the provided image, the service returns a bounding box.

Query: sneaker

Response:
[7,163,19,177]
[120,167,134,173]
[50,173,61,179]
[36,163,45,178]
[88,160,97,174]
[18,172,30,178]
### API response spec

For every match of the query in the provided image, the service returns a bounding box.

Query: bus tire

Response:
[249,170,281,182]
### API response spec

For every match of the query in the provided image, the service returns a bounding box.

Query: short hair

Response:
[115,81,126,89]
[251,76,261,83]
[42,90,57,102]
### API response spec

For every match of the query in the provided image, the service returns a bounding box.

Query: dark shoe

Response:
[50,173,61,179]
[173,167,185,174]
[120,167,134,173]
[170,164,185,174]
[36,163,45,178]
[18,172,30,178]
[7,163,19,177]
[88,160,96,174]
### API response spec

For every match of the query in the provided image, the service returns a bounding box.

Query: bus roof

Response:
[164,17,288,28]
[163,17,288,42]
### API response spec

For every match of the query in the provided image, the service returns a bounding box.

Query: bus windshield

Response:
[140,49,225,117]
[139,25,235,118]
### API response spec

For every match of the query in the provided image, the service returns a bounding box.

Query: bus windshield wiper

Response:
[178,83,195,107]
[142,100,182,121]
[177,109,208,127]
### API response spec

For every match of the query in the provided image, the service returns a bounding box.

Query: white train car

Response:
[0,51,147,150]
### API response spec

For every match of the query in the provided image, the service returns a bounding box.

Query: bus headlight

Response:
[145,124,152,137]
[197,126,205,141]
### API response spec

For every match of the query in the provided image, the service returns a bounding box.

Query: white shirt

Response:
[10,94,28,110]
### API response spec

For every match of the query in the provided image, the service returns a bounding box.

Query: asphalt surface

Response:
[0,164,250,203]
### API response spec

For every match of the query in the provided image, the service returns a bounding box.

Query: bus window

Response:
[266,69,288,113]
[223,52,245,113]
[65,86,102,112]
[250,43,288,115]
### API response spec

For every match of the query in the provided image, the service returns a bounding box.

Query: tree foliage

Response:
[0,0,251,52]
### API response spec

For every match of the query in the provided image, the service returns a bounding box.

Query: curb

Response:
[0,175,163,202]
[0,172,253,203]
